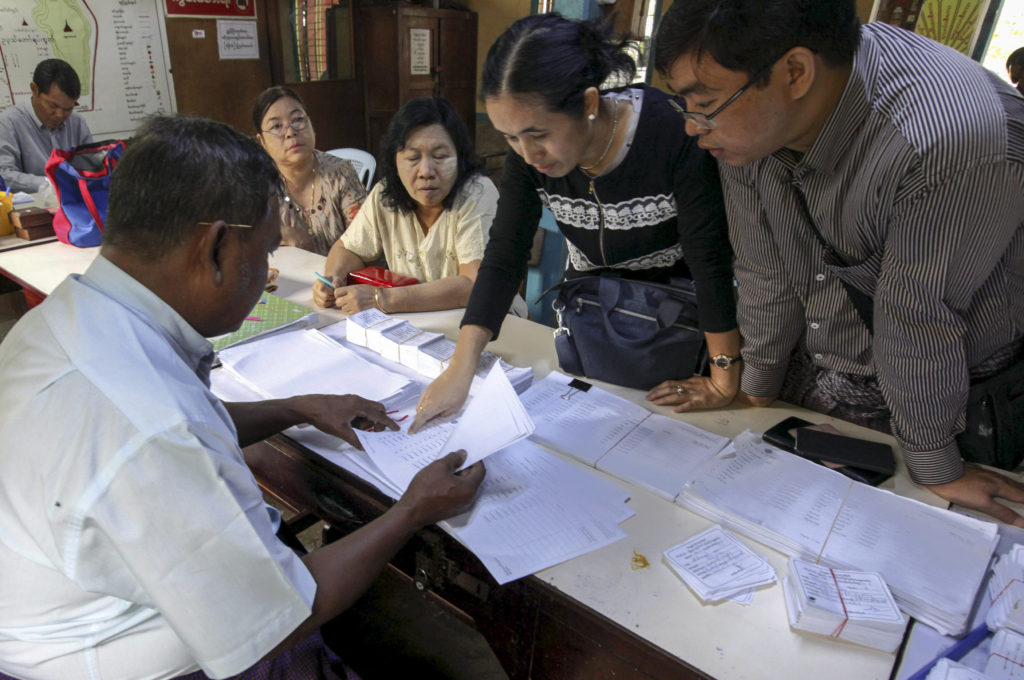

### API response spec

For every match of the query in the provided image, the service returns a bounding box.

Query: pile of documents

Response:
[356,362,535,491]
[520,372,730,499]
[782,557,907,652]
[663,525,776,604]
[925,659,992,679]
[985,628,1024,679]
[987,545,1024,634]
[676,431,999,636]
[344,309,532,392]
[211,321,630,587]
[218,327,414,406]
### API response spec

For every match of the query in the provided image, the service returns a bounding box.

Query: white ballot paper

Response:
[663,525,776,603]
[986,628,1024,679]
[783,557,907,652]
[218,327,411,405]
[356,362,535,490]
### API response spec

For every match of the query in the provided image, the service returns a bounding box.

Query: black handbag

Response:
[959,358,1024,470]
[549,276,707,390]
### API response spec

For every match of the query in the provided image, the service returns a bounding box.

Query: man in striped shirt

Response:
[655,0,1024,523]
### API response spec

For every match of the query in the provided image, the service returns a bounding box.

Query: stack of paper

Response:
[338,311,532,393]
[782,557,907,652]
[987,545,1024,634]
[676,431,999,636]
[218,327,413,406]
[926,659,992,680]
[520,372,729,499]
[440,440,632,584]
[986,628,1024,679]
[280,421,633,585]
[355,362,534,491]
[663,525,776,604]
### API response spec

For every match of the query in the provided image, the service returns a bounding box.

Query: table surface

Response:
[0,242,960,680]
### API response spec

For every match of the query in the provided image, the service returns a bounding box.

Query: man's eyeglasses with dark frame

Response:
[668,59,778,130]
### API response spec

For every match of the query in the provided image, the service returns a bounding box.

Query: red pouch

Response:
[346,266,418,288]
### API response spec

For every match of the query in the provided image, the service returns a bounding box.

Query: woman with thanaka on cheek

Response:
[314,97,503,315]
[253,86,366,255]
[409,13,742,434]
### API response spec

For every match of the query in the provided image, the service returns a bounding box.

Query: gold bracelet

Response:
[373,286,388,314]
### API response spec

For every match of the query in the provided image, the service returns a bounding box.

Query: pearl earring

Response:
[588,113,596,121]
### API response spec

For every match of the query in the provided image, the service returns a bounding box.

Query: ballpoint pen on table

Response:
[906,622,989,680]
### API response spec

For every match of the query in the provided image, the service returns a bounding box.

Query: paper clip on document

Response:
[561,378,592,401]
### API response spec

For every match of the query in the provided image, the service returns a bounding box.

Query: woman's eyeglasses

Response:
[261,114,309,137]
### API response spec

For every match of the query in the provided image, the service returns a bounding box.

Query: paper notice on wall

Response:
[217,19,258,60]
[410,28,430,75]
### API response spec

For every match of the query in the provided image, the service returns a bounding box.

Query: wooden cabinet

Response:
[359,4,477,158]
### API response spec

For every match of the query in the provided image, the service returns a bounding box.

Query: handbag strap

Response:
[793,186,874,334]
[552,298,585,376]
[76,177,104,230]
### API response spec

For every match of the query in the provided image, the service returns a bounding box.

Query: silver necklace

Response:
[578,99,619,172]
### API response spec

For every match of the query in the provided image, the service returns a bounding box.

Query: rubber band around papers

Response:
[989,577,1024,606]
[829,567,851,638]
[813,480,856,565]
[988,652,1024,669]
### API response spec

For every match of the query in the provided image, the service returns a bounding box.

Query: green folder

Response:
[212,292,315,351]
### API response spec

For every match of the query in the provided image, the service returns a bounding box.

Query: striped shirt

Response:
[720,22,1024,485]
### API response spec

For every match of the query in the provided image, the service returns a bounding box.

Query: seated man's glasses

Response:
[261,114,309,137]
[669,60,777,131]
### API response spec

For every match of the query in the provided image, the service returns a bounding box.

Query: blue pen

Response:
[314,272,336,288]
[906,622,989,680]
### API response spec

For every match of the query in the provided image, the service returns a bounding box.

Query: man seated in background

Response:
[655,0,1024,523]
[0,114,484,680]
[0,58,93,192]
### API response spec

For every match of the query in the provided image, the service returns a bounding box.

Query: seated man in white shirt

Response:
[0,58,93,192]
[0,114,485,680]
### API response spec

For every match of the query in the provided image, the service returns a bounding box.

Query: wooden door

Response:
[164,13,273,134]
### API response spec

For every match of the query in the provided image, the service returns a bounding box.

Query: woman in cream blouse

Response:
[313,97,501,314]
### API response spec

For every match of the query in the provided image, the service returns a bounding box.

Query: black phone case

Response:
[761,417,893,486]
[795,428,896,475]
[762,416,814,453]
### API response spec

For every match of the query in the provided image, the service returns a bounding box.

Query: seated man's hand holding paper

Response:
[928,464,1024,528]
[396,450,486,527]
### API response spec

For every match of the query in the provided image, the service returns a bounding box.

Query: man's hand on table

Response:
[928,464,1024,528]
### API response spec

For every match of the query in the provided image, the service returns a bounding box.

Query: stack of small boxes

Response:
[10,207,55,241]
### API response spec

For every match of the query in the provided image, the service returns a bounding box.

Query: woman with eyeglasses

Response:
[253,86,366,255]
[411,13,739,432]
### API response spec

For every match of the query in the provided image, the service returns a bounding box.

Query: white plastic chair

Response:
[326,148,376,188]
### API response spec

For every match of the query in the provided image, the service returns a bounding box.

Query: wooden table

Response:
[0,243,949,680]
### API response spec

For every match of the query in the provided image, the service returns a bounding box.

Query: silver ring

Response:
[675,385,685,396]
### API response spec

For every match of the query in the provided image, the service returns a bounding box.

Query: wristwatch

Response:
[710,354,743,370]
